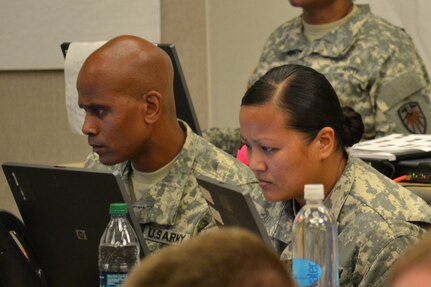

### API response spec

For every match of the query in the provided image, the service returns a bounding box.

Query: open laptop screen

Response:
[196,174,278,255]
[2,162,149,287]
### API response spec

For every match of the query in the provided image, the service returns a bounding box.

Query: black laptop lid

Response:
[196,175,277,254]
[2,162,149,287]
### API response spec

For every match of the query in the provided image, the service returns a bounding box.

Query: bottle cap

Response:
[109,203,128,215]
[304,184,324,200]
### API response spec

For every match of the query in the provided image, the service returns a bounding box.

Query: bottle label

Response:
[100,272,128,287]
[292,258,322,287]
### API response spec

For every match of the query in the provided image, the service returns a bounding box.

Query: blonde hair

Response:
[386,230,431,285]
[123,227,296,287]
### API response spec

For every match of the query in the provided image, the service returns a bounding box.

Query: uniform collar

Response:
[271,157,353,246]
[323,156,355,221]
[281,4,371,58]
[124,120,197,226]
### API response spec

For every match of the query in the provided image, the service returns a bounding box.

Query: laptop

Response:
[2,162,150,287]
[61,42,202,135]
[196,174,277,254]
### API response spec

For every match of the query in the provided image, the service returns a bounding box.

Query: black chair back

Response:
[0,210,48,287]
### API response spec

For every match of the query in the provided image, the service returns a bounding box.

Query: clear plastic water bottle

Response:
[292,184,339,287]
[99,203,140,287]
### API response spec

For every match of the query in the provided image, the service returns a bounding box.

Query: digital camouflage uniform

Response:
[204,4,431,153]
[254,156,431,287]
[202,127,242,157]
[85,121,260,252]
[249,4,431,139]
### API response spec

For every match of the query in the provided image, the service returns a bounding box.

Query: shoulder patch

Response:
[397,101,427,134]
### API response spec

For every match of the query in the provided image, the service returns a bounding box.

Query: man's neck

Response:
[132,120,186,172]
[302,1,354,25]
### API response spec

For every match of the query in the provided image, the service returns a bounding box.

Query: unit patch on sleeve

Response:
[397,101,427,134]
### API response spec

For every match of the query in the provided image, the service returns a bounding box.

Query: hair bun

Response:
[341,106,364,147]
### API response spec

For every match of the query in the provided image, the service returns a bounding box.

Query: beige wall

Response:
[0,0,210,218]
[160,0,209,129]
[207,0,299,127]
[160,0,300,128]
[0,71,90,216]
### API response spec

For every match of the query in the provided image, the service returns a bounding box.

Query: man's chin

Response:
[97,154,121,166]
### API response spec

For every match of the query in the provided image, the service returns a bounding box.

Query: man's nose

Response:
[81,115,97,135]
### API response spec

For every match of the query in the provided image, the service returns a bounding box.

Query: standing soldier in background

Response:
[248,0,431,139]
[204,0,431,156]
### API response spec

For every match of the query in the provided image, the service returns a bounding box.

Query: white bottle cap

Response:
[304,184,324,200]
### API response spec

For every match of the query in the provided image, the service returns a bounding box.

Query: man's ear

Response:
[142,91,162,124]
[315,127,336,160]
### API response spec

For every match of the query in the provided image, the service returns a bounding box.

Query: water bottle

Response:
[99,203,140,287]
[292,184,339,287]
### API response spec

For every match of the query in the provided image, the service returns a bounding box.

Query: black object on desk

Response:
[2,162,149,287]
[393,157,431,182]
[0,210,48,287]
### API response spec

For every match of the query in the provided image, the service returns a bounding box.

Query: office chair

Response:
[0,210,48,287]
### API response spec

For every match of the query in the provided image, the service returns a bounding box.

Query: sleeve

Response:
[373,31,431,136]
[359,235,421,287]
[83,152,98,168]
[247,37,275,87]
[83,152,120,173]
[202,127,241,157]
[247,24,289,87]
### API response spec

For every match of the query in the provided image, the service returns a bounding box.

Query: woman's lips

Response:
[258,179,271,189]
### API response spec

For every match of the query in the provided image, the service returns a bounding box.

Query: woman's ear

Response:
[142,91,162,124]
[316,127,336,159]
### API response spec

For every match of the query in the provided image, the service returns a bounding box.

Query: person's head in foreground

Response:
[123,227,296,287]
[77,35,185,172]
[386,230,431,287]
[240,63,364,204]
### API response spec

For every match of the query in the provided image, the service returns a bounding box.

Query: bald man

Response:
[77,35,261,252]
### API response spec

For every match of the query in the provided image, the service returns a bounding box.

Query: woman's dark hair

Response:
[241,64,364,155]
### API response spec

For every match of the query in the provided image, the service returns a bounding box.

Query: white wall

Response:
[206,1,300,128]
[0,0,160,70]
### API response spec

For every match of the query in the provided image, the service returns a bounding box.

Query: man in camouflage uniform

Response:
[249,1,431,139]
[78,35,259,252]
[254,154,431,286]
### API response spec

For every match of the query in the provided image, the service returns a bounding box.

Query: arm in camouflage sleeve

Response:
[358,235,421,287]
[202,127,241,157]
[247,23,289,88]
[373,30,431,136]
